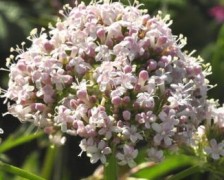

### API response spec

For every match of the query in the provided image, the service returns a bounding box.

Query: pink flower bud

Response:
[142,14,150,25]
[117,120,123,128]
[139,70,149,81]
[89,95,97,104]
[157,36,167,46]
[70,99,78,109]
[147,59,157,71]
[123,65,132,73]
[97,28,106,41]
[32,103,46,111]
[122,110,131,121]
[193,66,202,75]
[77,89,88,100]
[112,96,121,105]
[158,56,170,68]
[17,62,27,72]
[180,115,188,124]
[44,41,54,52]
[122,96,130,104]
[44,126,55,134]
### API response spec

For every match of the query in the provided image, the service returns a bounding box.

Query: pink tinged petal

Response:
[154,134,162,145]
[97,28,106,41]
[42,85,55,103]
[102,147,112,155]
[164,137,172,146]
[17,62,27,72]
[31,103,47,112]
[116,153,124,160]
[152,123,161,133]
[98,140,106,150]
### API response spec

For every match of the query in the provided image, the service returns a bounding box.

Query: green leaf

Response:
[0,132,43,153]
[132,155,195,179]
[0,161,46,180]
[168,166,201,180]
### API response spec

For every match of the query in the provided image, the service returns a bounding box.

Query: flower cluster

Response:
[2,1,224,166]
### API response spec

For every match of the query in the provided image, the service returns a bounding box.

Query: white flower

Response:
[204,139,224,160]
[136,92,154,109]
[116,144,138,167]
[148,147,164,162]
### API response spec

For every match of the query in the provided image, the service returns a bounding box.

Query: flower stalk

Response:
[104,146,118,180]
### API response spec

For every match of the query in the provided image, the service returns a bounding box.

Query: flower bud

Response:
[122,110,131,121]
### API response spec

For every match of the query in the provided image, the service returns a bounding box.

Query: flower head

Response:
[1,1,218,167]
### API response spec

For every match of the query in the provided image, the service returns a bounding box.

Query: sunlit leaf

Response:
[131,155,196,179]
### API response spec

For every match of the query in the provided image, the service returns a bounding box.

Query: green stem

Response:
[0,161,46,180]
[41,145,57,179]
[104,147,118,180]
[168,166,201,180]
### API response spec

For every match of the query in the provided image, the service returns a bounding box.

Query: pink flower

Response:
[3,0,221,167]
[209,5,224,23]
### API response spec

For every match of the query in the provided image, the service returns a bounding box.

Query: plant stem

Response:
[41,145,57,179]
[104,147,118,180]
[168,166,200,180]
[0,161,46,180]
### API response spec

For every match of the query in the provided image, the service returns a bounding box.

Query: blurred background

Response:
[0,0,224,179]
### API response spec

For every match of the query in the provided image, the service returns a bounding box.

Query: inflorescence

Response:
[2,1,224,167]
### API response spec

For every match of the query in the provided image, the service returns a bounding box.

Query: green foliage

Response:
[131,155,196,179]
[0,129,43,154]
[0,161,46,180]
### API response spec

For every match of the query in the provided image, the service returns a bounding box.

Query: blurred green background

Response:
[1,0,224,179]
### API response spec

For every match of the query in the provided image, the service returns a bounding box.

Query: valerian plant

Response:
[1,0,224,179]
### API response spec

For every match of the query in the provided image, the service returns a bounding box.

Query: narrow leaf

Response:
[0,161,46,180]
[0,132,43,153]
[132,155,195,179]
